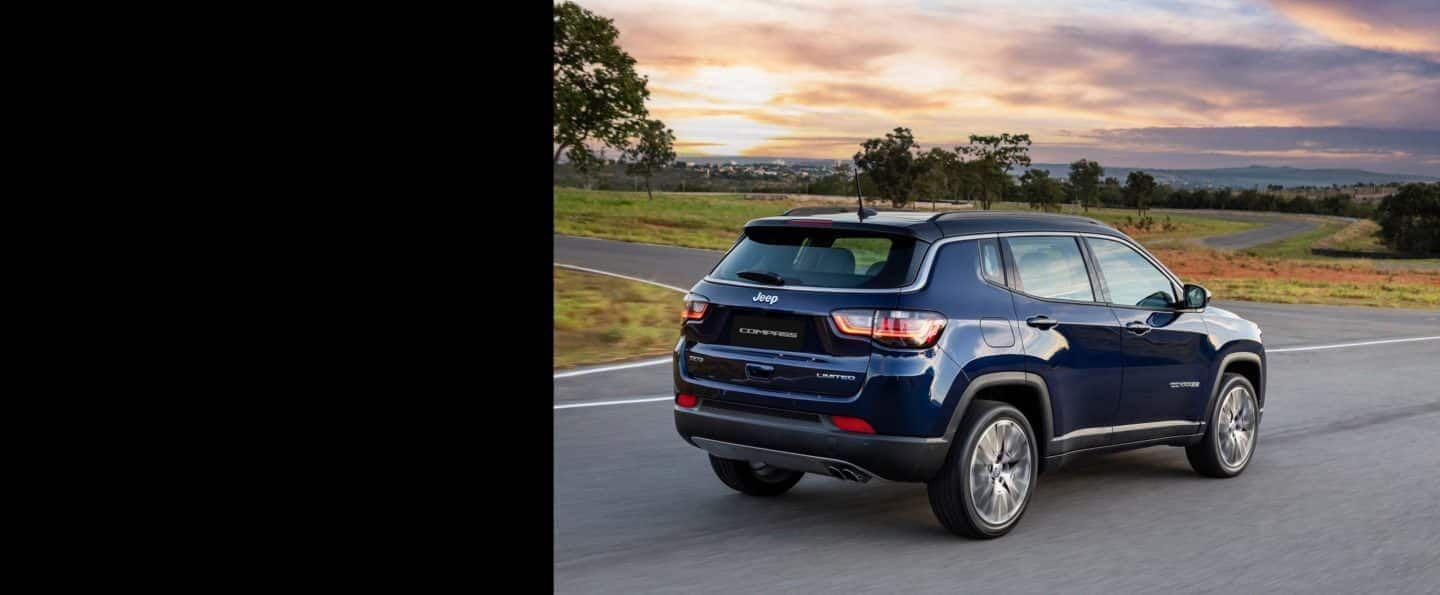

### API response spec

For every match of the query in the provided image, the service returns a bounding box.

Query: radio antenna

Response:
[854,170,866,221]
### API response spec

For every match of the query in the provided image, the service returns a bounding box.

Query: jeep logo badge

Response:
[752,291,779,305]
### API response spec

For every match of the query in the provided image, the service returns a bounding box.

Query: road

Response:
[553,235,1440,593]
[1149,209,1354,250]
[1145,209,1327,250]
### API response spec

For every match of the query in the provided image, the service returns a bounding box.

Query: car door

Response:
[1003,235,1126,452]
[1084,236,1214,440]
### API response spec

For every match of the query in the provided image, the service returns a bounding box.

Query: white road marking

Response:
[554,335,1440,410]
[553,395,673,410]
[554,263,689,293]
[1267,336,1440,353]
[554,357,672,379]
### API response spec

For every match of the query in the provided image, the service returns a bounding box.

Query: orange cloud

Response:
[1270,0,1440,59]
[770,83,953,112]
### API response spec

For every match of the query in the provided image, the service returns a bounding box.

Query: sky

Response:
[579,0,1440,175]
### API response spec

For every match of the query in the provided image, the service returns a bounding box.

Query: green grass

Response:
[554,188,801,250]
[986,202,1260,244]
[1245,219,1440,267]
[553,267,681,369]
[554,189,1260,250]
[1316,219,1390,253]
[1313,220,1440,265]
[1199,277,1440,309]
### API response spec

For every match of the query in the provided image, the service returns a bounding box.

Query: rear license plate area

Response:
[729,315,806,351]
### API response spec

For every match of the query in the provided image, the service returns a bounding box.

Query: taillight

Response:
[676,393,698,408]
[831,309,947,349]
[682,294,709,321]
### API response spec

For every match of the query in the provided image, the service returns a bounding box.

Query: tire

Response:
[1187,373,1260,478]
[927,400,1038,538]
[708,455,804,497]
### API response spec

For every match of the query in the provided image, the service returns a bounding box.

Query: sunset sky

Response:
[580,0,1439,174]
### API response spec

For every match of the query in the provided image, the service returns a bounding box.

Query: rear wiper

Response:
[737,270,785,286]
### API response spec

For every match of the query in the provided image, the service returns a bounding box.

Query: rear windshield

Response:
[710,227,930,289]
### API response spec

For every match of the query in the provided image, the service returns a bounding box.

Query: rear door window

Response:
[1004,236,1096,302]
[979,238,1005,285]
[710,228,929,289]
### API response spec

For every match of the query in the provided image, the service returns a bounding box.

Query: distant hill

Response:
[1008,164,1437,189]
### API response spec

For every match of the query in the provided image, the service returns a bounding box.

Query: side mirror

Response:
[1182,284,1210,309]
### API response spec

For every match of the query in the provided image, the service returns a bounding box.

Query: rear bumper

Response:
[675,399,951,483]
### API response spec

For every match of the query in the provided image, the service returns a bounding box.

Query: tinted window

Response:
[711,228,929,289]
[1005,236,1095,302]
[1088,238,1175,308]
[979,239,1005,284]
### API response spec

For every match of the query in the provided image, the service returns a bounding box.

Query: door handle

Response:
[1125,321,1151,335]
[1025,315,1058,330]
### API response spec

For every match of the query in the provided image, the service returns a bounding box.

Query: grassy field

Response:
[554,188,1440,309]
[555,188,1259,250]
[554,188,801,250]
[1240,218,1440,268]
[554,267,680,369]
[987,202,1261,243]
[1154,248,1440,309]
[1197,278,1439,308]
[1316,219,1389,253]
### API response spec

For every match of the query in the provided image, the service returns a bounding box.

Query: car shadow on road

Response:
[684,447,1211,543]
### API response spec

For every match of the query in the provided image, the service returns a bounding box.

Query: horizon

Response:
[581,0,1440,176]
[668,154,1440,179]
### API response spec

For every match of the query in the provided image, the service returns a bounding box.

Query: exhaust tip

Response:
[825,465,872,483]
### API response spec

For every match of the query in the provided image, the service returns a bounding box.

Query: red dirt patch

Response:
[1151,249,1440,286]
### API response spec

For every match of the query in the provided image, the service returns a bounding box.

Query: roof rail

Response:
[928,211,1104,225]
[928,211,977,221]
[783,206,878,217]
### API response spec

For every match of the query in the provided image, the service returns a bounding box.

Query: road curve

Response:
[1149,210,1330,250]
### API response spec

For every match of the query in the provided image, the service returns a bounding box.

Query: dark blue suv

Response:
[673,208,1265,538]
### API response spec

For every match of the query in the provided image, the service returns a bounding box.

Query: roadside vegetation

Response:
[1153,248,1440,309]
[553,267,680,369]
[554,188,1259,250]
[554,188,802,250]
[1316,219,1389,253]
[987,201,1260,243]
[1244,218,1439,266]
[555,189,1438,309]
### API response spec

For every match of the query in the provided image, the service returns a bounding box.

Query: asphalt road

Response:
[1148,209,1331,250]
[553,235,1440,593]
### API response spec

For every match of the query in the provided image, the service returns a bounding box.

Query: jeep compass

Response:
[673,207,1265,538]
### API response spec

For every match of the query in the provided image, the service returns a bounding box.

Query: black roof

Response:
[745,210,1126,243]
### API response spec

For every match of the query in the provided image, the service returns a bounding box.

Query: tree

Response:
[916,148,961,210]
[853,127,922,208]
[570,145,610,190]
[1067,159,1104,213]
[554,1,652,169]
[1099,176,1123,207]
[1124,171,1157,216]
[957,133,1032,210]
[621,120,676,199]
[1020,168,1064,213]
[1375,183,1440,255]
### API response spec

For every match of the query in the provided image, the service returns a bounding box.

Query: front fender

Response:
[1202,342,1266,424]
